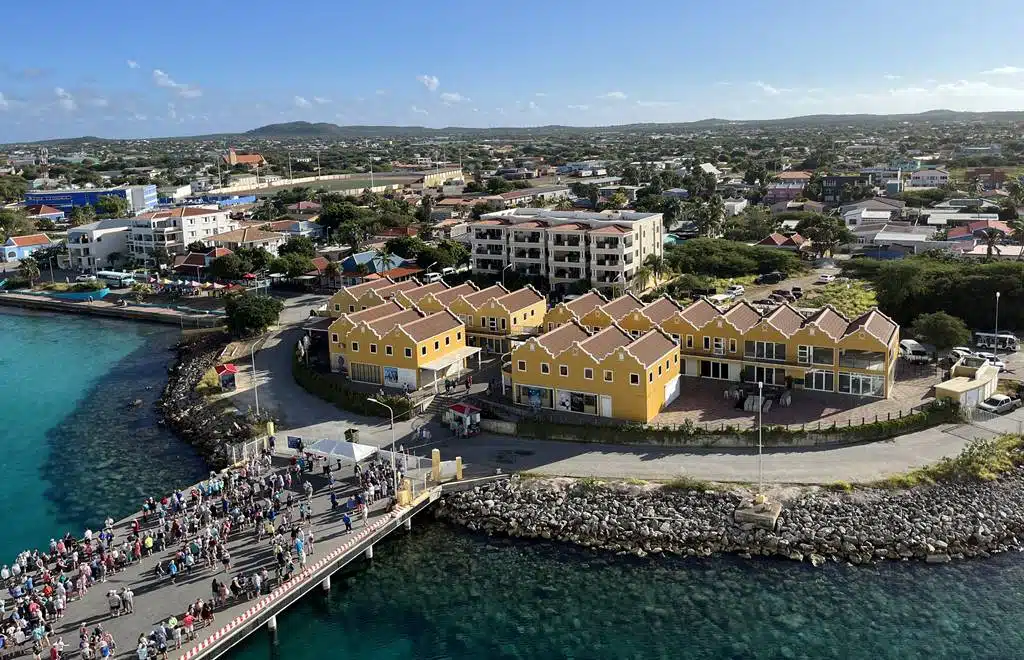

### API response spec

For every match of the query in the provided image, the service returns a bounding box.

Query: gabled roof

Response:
[399,281,450,303]
[401,310,462,342]
[722,300,762,333]
[576,324,633,360]
[462,284,509,307]
[563,290,608,317]
[335,277,395,299]
[761,304,805,337]
[803,305,850,341]
[431,282,479,306]
[494,286,545,312]
[843,309,898,344]
[679,298,722,328]
[625,328,678,367]
[535,321,591,354]
[368,279,421,300]
[208,227,284,244]
[341,300,405,325]
[136,206,221,220]
[24,204,63,216]
[639,296,684,324]
[757,232,805,247]
[7,233,52,247]
[599,293,645,321]
[365,308,424,335]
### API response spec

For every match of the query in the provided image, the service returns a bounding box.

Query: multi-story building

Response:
[821,175,871,204]
[908,168,949,188]
[509,321,681,422]
[469,208,664,294]
[441,285,546,354]
[66,219,132,272]
[127,207,240,264]
[207,227,287,257]
[24,185,158,215]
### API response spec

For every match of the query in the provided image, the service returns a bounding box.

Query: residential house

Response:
[1,233,56,262]
[222,149,266,169]
[24,205,66,223]
[66,219,132,272]
[543,290,610,331]
[770,200,826,215]
[908,168,949,188]
[208,227,287,257]
[838,198,905,217]
[265,218,325,239]
[496,185,571,208]
[444,285,547,353]
[598,185,644,202]
[327,278,399,316]
[723,198,748,216]
[756,232,806,251]
[128,206,240,265]
[335,249,423,285]
[821,175,871,204]
[509,321,681,422]
[843,208,892,227]
[172,247,232,278]
[327,301,414,371]
[285,201,321,215]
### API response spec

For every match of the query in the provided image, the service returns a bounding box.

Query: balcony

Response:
[839,350,886,371]
[474,230,505,242]
[551,236,582,248]
[511,232,542,244]
[515,265,543,276]
[475,246,505,256]
[552,252,582,263]
[594,258,621,267]
[552,267,584,280]
[592,239,621,250]
[474,258,505,272]
[514,249,543,260]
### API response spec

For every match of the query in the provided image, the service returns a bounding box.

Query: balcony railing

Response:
[552,238,582,247]
[474,232,504,241]
[552,254,581,263]
[512,233,542,244]
[592,240,620,250]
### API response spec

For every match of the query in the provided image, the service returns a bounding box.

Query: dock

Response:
[46,463,443,660]
[0,292,222,327]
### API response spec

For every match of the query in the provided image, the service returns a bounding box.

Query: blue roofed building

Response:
[24,185,158,214]
[338,250,423,286]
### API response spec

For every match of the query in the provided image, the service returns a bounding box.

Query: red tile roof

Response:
[8,233,52,247]
[24,205,63,216]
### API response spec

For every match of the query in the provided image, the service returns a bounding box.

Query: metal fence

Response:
[226,436,271,465]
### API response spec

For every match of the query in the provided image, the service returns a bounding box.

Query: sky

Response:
[3,0,1024,142]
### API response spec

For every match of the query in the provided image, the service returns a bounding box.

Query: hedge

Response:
[291,350,412,419]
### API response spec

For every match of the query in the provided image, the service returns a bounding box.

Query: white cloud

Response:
[416,74,440,91]
[440,92,470,104]
[127,60,139,69]
[981,65,1024,75]
[599,91,627,100]
[883,74,900,80]
[0,93,8,110]
[754,81,783,95]
[495,107,505,115]
[294,96,312,108]
[313,96,331,104]
[131,113,147,121]
[54,87,76,111]
[567,104,589,110]
[375,89,387,95]
[411,105,428,115]
[527,101,539,110]
[89,97,109,108]
[152,69,202,98]
[534,92,547,97]
[636,100,676,107]
[167,103,177,120]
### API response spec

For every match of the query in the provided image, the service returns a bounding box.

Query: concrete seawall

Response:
[0,292,222,327]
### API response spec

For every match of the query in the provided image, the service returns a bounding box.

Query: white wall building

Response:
[127,206,240,265]
[908,168,949,188]
[469,208,664,293]
[66,219,132,273]
[723,197,748,216]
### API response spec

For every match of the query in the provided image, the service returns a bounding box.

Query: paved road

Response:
[49,457,397,660]
[238,293,1023,485]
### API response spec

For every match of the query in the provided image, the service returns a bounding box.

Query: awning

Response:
[419,345,481,371]
[303,317,334,333]
[305,439,378,463]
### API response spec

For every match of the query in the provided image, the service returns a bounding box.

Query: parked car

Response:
[899,339,932,363]
[816,273,836,284]
[752,298,776,306]
[769,294,787,303]
[772,289,796,302]
[790,286,803,298]
[74,274,97,282]
[974,352,1007,372]
[948,347,974,361]
[725,284,745,296]
[977,394,1022,414]
[755,271,786,285]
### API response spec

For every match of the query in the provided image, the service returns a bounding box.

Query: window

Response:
[806,370,834,392]
[674,354,678,364]
[630,329,642,338]
[798,345,810,364]
[351,341,359,352]
[517,360,526,371]
[728,339,736,353]
[541,363,550,374]
[369,343,377,354]
[703,336,711,351]
[713,338,725,356]
[630,373,640,385]
[385,345,393,356]
[405,348,412,358]
[421,346,427,356]
[333,304,340,312]
[649,372,654,383]
[686,335,693,349]
[331,333,339,343]
[584,368,594,380]
[512,316,517,324]
[348,305,355,313]
[500,318,507,330]
[812,346,835,365]
[457,332,462,340]
[699,360,730,380]
[445,336,451,346]
[603,370,613,382]
[531,309,536,317]
[434,340,440,350]
[744,341,788,362]
[839,372,885,397]
[657,365,662,376]
[559,365,569,377]
[467,316,474,326]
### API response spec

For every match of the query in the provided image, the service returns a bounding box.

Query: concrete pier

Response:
[365,545,374,560]
[321,576,331,591]
[404,517,412,531]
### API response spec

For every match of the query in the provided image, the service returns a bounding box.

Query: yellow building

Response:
[446,285,547,353]
[327,301,407,372]
[353,279,424,311]
[412,282,480,312]
[542,290,608,331]
[510,321,681,422]
[327,278,396,317]
[338,308,480,391]
[393,281,452,308]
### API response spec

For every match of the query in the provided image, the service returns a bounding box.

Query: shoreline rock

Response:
[158,333,251,468]
[434,473,1024,565]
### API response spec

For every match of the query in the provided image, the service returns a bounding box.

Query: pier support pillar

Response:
[404,517,412,531]
[455,456,463,480]
[365,545,374,560]
[431,449,441,482]
[267,615,278,632]
[321,575,331,591]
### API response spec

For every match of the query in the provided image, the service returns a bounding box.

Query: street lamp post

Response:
[251,342,260,416]
[501,262,513,289]
[368,398,398,497]
[994,291,1001,357]
[757,381,764,499]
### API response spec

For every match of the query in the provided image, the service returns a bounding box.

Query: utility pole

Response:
[288,151,293,181]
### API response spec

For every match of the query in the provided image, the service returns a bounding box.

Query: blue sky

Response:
[3,0,1024,141]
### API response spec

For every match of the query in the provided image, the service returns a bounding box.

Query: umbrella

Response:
[190,281,201,287]
[160,278,173,285]
[305,438,378,463]
[243,273,256,279]
[212,283,225,289]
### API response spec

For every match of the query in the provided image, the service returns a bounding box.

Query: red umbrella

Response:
[243,273,256,279]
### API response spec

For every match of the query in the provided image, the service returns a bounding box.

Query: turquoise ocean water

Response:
[6,309,1024,659]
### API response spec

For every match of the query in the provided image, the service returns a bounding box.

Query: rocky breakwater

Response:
[435,472,1024,565]
[159,333,254,467]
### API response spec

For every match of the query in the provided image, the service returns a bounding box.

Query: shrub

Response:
[875,435,1024,488]
[663,475,714,491]
[291,349,411,419]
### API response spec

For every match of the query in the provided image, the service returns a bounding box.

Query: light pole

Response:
[501,262,513,289]
[994,291,1001,357]
[368,398,398,497]
[48,256,55,282]
[251,342,260,416]
[757,380,764,499]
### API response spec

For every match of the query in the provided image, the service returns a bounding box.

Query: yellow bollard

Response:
[266,420,275,437]
[431,448,441,482]
[455,456,463,481]
[397,478,412,506]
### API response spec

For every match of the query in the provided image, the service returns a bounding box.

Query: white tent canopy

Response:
[305,439,378,463]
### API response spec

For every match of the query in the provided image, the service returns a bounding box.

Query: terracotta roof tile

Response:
[366,309,424,335]
[640,296,684,324]
[763,304,804,336]
[431,282,480,306]
[804,306,850,341]
[626,330,678,367]
[723,301,761,333]
[844,309,898,343]
[536,322,591,354]
[462,284,509,307]
[371,279,422,299]
[564,291,608,317]
[402,310,462,342]
[400,281,449,303]
[495,286,545,311]
[337,278,395,298]
[344,300,405,324]
[600,293,645,320]
[679,298,721,328]
[577,325,632,360]
[8,233,53,247]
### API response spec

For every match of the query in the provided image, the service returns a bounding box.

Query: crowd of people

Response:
[0,446,404,660]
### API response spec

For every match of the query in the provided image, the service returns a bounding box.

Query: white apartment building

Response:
[908,168,949,188]
[469,208,664,293]
[127,206,240,265]
[66,219,132,273]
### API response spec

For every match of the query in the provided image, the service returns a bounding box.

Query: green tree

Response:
[224,293,284,337]
[274,253,315,277]
[606,191,629,209]
[977,228,1003,258]
[415,195,434,223]
[107,251,123,268]
[470,200,503,220]
[278,236,316,259]
[621,165,641,186]
[373,245,395,273]
[486,177,513,194]
[644,254,669,284]
[723,205,780,242]
[385,236,426,259]
[1008,219,1024,260]
[149,246,172,272]
[633,265,652,292]
[235,247,272,273]
[69,205,96,227]
[94,195,129,219]
[210,254,247,281]
[910,312,971,351]
[463,181,483,193]
[0,175,28,203]
[186,241,208,253]
[0,209,33,242]
[1006,180,1024,206]
[18,257,41,284]
[795,214,855,257]
[743,162,768,186]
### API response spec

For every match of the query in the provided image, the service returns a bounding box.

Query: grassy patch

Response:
[873,435,1024,488]
[824,480,853,493]
[662,475,716,491]
[802,280,878,317]
[195,368,221,396]
[625,478,648,486]
[710,274,759,290]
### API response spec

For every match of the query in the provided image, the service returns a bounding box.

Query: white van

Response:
[899,339,931,363]
[441,267,456,277]
[422,272,443,284]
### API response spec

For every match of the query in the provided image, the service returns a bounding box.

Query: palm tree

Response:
[18,256,40,285]
[373,245,395,275]
[107,251,122,268]
[632,265,653,292]
[323,260,341,288]
[662,197,684,230]
[554,199,575,211]
[978,228,1003,259]
[644,254,668,285]
[1008,219,1024,260]
[1006,180,1024,207]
